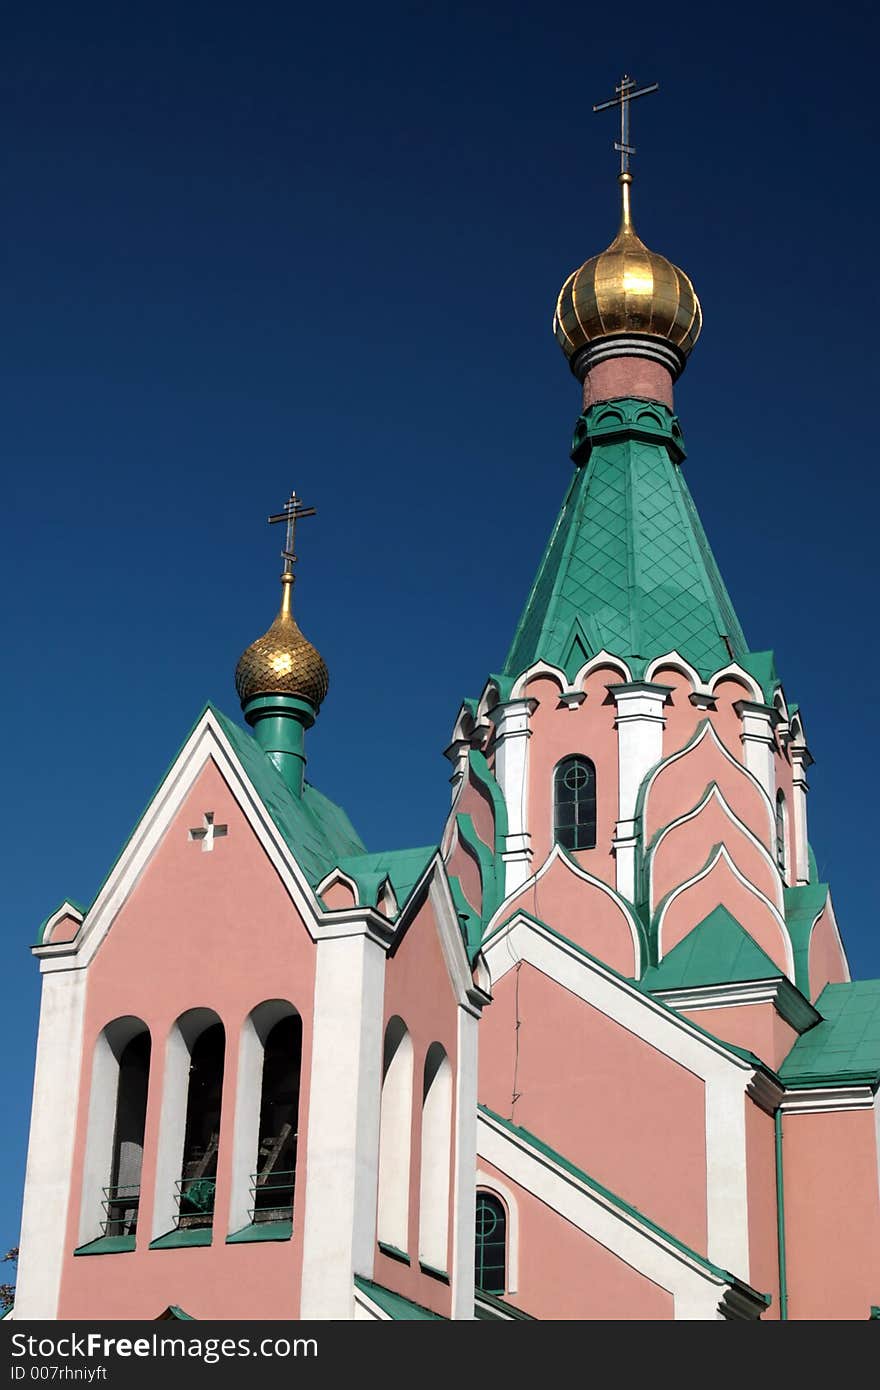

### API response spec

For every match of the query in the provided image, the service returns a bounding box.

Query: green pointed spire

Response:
[503,400,748,683]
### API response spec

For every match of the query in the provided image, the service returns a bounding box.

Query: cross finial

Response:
[593,73,659,177]
[268,490,317,578]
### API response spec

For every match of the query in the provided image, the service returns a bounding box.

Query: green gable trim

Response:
[448,874,481,962]
[353,1276,446,1321]
[73,1235,136,1256]
[784,881,830,999]
[779,980,880,1087]
[502,400,751,686]
[467,750,509,848]
[455,812,501,930]
[226,1220,292,1244]
[149,1228,213,1250]
[478,1105,769,1305]
[642,905,784,991]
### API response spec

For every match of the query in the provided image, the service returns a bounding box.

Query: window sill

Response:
[226,1220,292,1244]
[377,1241,411,1266]
[419,1262,449,1284]
[73,1236,136,1257]
[149,1227,213,1250]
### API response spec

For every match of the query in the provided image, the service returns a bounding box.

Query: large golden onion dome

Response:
[553,173,702,376]
[235,572,329,710]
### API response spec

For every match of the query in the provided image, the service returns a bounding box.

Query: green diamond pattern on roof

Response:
[503,403,749,681]
[641,905,783,991]
[779,979,880,1087]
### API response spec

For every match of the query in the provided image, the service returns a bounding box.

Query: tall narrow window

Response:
[554,756,597,851]
[418,1043,452,1272]
[177,1021,225,1230]
[475,1192,507,1294]
[377,1018,413,1254]
[105,1030,151,1237]
[252,1013,302,1224]
[776,790,788,878]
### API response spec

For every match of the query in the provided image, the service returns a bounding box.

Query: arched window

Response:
[475,1191,507,1294]
[418,1043,452,1272]
[78,1016,151,1247]
[554,756,597,851]
[177,1020,225,1230]
[377,1017,413,1253]
[776,790,788,878]
[228,1001,302,1236]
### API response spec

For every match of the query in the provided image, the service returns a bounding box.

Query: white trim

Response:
[451,1009,479,1319]
[489,699,536,896]
[644,651,702,692]
[735,701,777,801]
[653,977,820,1034]
[655,844,795,982]
[475,1169,520,1294]
[646,782,783,914]
[314,868,360,903]
[15,969,88,1319]
[477,1112,757,1320]
[570,651,633,690]
[39,902,84,946]
[640,719,775,848]
[510,661,566,699]
[482,844,643,980]
[780,1086,875,1115]
[707,664,763,703]
[610,682,668,901]
[481,914,753,1275]
[300,932,386,1318]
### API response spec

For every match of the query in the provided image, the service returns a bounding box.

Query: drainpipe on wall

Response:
[774,1108,789,1320]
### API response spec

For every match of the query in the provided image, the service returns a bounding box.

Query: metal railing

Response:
[250,1169,295,1225]
[101,1183,140,1238]
[175,1175,216,1230]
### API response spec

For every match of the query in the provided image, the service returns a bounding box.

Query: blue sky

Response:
[2,1,878,1254]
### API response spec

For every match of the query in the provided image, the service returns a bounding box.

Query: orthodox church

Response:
[12,86,880,1321]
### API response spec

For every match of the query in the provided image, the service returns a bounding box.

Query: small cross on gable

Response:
[188,812,228,853]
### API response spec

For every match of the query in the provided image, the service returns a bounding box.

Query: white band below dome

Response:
[571,336,687,383]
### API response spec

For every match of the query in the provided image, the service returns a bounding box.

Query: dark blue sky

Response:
[2,1,878,1253]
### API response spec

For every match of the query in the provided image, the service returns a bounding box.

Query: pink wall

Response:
[745,1101,780,1318]
[522,669,624,888]
[477,1158,673,1319]
[582,356,674,413]
[376,892,460,1318]
[499,853,638,977]
[807,906,849,1003]
[46,913,81,945]
[478,964,708,1253]
[322,879,357,909]
[454,769,496,851]
[783,1108,880,1320]
[645,723,771,852]
[659,853,790,974]
[681,1004,797,1073]
[58,758,317,1320]
[649,793,779,914]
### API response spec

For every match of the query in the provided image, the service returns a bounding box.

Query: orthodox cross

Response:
[268,489,316,576]
[593,74,659,176]
[188,812,228,852]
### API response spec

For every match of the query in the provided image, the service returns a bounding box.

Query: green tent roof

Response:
[502,401,750,683]
[778,979,880,1087]
[642,905,783,992]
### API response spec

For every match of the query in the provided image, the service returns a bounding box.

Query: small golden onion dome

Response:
[553,173,702,372]
[234,573,329,710]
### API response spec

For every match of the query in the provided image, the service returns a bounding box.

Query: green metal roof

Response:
[778,979,880,1087]
[331,845,437,912]
[642,905,783,991]
[784,881,831,999]
[478,1105,769,1305]
[502,400,751,683]
[353,1276,446,1320]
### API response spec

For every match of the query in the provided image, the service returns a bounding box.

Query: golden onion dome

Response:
[234,572,329,711]
[553,173,702,375]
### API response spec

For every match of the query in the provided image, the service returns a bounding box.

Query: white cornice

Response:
[780,1085,875,1115]
[653,976,820,1034]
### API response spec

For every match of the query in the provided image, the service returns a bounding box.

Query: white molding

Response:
[300,932,386,1318]
[489,699,536,897]
[790,746,811,886]
[314,868,360,903]
[646,782,783,915]
[477,1112,757,1320]
[38,902,84,947]
[482,844,643,980]
[639,719,775,850]
[570,651,633,690]
[481,914,753,1276]
[707,664,763,703]
[510,661,566,699]
[451,1010,479,1319]
[734,701,777,801]
[475,1169,520,1294]
[652,977,820,1034]
[610,682,668,901]
[655,844,795,982]
[15,969,88,1319]
[353,1285,390,1320]
[644,650,702,691]
[780,1086,875,1115]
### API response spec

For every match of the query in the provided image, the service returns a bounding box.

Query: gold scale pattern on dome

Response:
[553,74,702,367]
[234,491,330,711]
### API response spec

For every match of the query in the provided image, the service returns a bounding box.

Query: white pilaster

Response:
[300,930,386,1319]
[15,966,87,1320]
[790,745,812,886]
[450,1007,478,1320]
[490,699,536,895]
[610,683,668,901]
[443,737,470,804]
[735,701,776,800]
